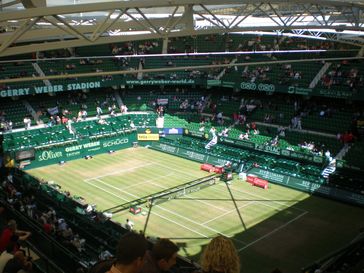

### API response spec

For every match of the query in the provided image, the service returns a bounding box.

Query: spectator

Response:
[140,238,179,273]
[216,112,223,125]
[297,118,302,130]
[2,249,32,273]
[0,220,31,253]
[120,104,128,114]
[239,132,249,140]
[218,127,229,137]
[0,244,14,273]
[126,219,134,231]
[200,235,240,273]
[23,117,31,130]
[96,106,103,117]
[71,234,86,252]
[89,232,148,273]
[277,126,286,137]
[99,249,113,261]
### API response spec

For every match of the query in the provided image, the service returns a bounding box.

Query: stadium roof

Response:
[0,0,363,57]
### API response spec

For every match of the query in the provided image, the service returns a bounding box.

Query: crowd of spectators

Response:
[278,64,302,86]
[1,175,88,256]
[179,95,207,114]
[241,66,271,83]
[111,41,159,55]
[202,92,362,162]
[35,92,125,129]
[43,58,114,82]
[321,62,363,92]
[0,189,34,273]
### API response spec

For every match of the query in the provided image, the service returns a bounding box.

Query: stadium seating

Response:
[159,135,326,184]
[0,97,33,128]
[343,141,364,170]
[2,112,157,152]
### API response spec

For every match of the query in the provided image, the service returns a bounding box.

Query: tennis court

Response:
[26,147,364,273]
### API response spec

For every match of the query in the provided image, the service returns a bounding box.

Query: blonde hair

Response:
[200,235,240,273]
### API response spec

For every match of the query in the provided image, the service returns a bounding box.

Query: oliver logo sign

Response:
[38,150,63,161]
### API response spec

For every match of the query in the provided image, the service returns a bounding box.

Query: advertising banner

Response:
[163,128,184,135]
[137,128,160,141]
[24,134,136,169]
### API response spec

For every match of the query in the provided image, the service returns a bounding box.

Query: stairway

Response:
[309,62,331,89]
[114,90,124,108]
[137,59,143,80]
[322,144,351,178]
[335,143,351,160]
[217,58,237,80]
[321,162,336,179]
[22,100,43,125]
[32,62,52,86]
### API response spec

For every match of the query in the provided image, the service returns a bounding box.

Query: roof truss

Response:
[0,0,363,57]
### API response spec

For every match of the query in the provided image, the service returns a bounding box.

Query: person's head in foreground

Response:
[152,238,179,271]
[113,232,148,273]
[200,235,240,273]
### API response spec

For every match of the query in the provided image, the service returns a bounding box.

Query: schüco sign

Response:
[102,138,129,148]
[240,82,275,92]
[38,150,63,161]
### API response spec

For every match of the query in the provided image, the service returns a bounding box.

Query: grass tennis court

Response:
[26,147,364,273]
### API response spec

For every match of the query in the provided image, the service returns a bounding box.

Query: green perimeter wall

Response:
[21,133,137,169]
[247,167,364,206]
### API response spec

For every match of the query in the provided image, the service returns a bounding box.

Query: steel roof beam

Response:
[1,1,364,56]
[0,0,21,9]
[135,8,161,35]
[0,17,40,54]
[1,24,363,57]
[1,0,364,22]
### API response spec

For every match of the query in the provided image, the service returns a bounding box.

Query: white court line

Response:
[147,161,198,179]
[84,163,154,182]
[238,211,308,252]
[201,201,256,225]
[93,178,140,199]
[155,205,248,245]
[183,196,229,213]
[152,211,210,238]
[84,180,130,202]
[118,173,176,190]
[215,183,308,213]
[85,179,210,238]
